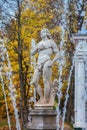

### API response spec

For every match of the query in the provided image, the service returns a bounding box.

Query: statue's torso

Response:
[37,39,53,64]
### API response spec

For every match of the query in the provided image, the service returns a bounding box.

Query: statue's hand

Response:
[31,50,34,56]
[29,80,34,85]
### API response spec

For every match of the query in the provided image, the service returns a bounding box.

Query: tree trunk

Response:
[66,70,74,123]
[17,0,28,128]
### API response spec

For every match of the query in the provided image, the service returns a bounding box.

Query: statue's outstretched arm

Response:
[31,46,38,56]
[31,39,38,56]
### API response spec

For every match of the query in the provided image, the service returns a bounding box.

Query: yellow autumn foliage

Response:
[1,0,87,117]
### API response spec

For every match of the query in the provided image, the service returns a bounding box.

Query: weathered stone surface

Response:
[34,103,54,110]
[26,108,57,130]
[72,32,87,129]
[30,28,59,105]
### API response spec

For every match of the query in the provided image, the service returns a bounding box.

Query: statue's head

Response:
[40,28,51,39]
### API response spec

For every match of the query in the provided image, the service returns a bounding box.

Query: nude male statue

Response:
[30,28,59,104]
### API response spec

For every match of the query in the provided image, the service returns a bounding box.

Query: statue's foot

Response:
[35,97,44,104]
[35,98,54,105]
[40,98,49,104]
[40,98,54,106]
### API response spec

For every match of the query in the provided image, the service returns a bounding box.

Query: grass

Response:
[0,115,16,128]
[64,122,74,130]
[0,115,74,130]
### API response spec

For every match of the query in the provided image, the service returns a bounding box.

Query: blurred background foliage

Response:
[0,0,87,127]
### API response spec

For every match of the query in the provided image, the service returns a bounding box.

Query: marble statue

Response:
[30,28,59,105]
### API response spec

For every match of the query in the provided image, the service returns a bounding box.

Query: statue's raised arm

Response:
[31,43,38,56]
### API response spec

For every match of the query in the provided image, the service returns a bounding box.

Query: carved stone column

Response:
[72,34,87,130]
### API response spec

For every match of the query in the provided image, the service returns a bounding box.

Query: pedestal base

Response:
[26,106,57,130]
[73,123,86,128]
[74,128,86,130]
[73,123,86,130]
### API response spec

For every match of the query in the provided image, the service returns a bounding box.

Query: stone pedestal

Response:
[26,105,57,130]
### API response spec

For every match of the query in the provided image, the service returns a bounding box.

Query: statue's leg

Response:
[43,60,52,103]
[31,67,43,101]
